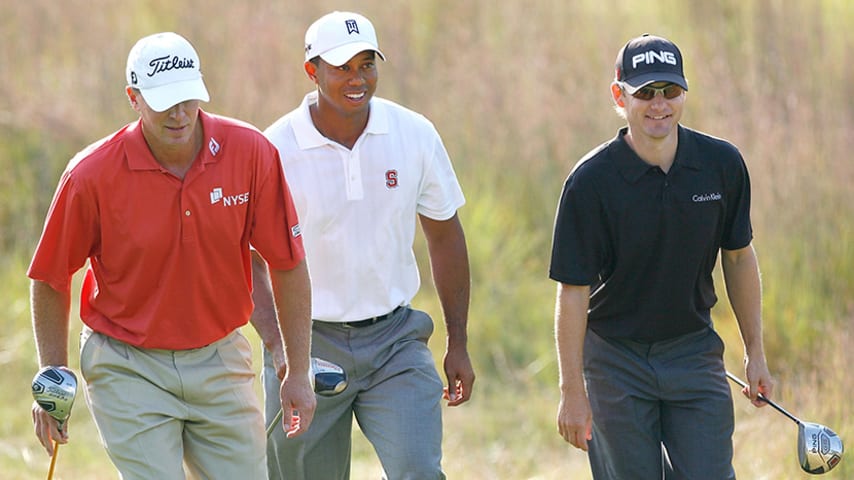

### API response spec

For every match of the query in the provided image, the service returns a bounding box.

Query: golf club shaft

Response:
[46,441,58,480]
[266,408,284,438]
[725,371,801,425]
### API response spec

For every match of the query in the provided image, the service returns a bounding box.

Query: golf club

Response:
[726,371,844,474]
[32,366,78,480]
[265,357,348,437]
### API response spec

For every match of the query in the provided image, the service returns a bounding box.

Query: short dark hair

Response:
[308,50,376,67]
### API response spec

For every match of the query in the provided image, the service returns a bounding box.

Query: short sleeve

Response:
[28,169,99,291]
[416,123,465,221]
[549,167,607,286]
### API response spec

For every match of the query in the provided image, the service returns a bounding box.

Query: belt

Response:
[339,306,404,328]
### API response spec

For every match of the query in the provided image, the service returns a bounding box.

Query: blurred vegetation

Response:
[1,0,851,478]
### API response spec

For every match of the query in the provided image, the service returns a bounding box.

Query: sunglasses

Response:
[624,83,684,101]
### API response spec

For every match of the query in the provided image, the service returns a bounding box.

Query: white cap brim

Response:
[319,42,385,67]
[138,77,210,112]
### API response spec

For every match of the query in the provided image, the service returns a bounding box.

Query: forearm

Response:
[722,245,765,358]
[31,279,72,367]
[421,214,470,347]
[270,260,312,376]
[248,250,284,353]
[555,283,590,395]
[433,248,470,348]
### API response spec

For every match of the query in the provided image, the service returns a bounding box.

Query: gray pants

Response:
[264,307,446,480]
[584,327,735,480]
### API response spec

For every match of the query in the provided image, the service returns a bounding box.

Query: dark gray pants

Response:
[584,327,735,480]
[263,307,445,480]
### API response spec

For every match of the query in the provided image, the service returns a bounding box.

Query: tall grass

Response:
[1,0,851,478]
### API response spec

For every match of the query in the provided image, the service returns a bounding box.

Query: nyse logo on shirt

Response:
[210,187,250,206]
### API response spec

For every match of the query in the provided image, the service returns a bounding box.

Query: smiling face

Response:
[613,81,685,142]
[307,50,378,120]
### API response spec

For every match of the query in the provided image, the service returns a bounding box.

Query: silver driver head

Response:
[798,422,844,474]
[32,366,78,428]
[310,357,347,396]
[265,357,348,439]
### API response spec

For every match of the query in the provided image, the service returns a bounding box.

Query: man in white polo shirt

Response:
[250,10,475,480]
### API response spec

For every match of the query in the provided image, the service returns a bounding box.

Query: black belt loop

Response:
[340,306,404,328]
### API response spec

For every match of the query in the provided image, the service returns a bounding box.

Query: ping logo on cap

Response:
[631,50,678,69]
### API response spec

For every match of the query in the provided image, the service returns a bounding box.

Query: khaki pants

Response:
[80,327,266,480]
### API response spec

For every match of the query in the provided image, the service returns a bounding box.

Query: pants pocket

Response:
[406,308,435,344]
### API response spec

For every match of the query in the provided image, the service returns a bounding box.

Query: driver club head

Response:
[265,357,348,438]
[310,357,348,396]
[31,366,78,428]
[798,422,844,474]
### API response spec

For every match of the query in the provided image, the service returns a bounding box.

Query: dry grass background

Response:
[1,0,851,478]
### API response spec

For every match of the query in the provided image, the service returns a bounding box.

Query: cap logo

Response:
[145,54,196,78]
[345,19,359,35]
[631,50,677,69]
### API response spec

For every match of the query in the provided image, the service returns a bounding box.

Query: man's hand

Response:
[32,402,68,456]
[278,373,316,438]
[557,389,593,451]
[271,345,288,381]
[443,344,475,406]
[743,357,775,408]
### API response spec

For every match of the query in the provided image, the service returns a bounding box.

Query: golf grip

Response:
[725,371,801,425]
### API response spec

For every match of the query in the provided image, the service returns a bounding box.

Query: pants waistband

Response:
[333,306,405,328]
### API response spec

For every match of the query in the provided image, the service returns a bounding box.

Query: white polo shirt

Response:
[264,92,465,322]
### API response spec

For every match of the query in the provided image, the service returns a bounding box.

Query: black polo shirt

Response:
[549,125,753,342]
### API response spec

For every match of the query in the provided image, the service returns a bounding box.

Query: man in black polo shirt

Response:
[549,34,775,479]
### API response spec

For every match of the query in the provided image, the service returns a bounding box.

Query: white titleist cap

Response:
[126,32,210,112]
[304,11,385,66]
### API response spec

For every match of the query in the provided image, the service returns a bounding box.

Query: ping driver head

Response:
[798,422,844,474]
[310,357,348,396]
[32,366,78,428]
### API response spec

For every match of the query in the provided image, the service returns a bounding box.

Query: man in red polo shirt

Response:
[28,32,315,479]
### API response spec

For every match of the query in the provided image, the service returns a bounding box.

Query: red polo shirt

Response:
[28,111,304,349]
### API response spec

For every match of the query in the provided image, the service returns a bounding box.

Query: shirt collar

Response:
[292,91,389,150]
[125,110,219,171]
[611,125,701,183]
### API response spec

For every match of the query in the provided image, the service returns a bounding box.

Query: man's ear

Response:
[304,61,318,82]
[126,86,140,110]
[611,82,625,107]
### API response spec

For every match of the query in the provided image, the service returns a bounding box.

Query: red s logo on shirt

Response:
[385,170,399,189]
